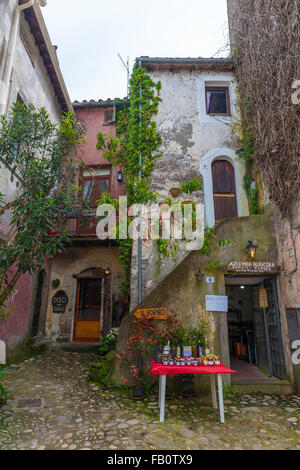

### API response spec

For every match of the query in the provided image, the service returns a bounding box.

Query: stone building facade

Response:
[0,0,72,354]
[41,101,127,343]
[226,0,300,393]
[115,57,296,394]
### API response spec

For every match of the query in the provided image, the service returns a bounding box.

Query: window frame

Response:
[79,165,112,209]
[205,86,231,116]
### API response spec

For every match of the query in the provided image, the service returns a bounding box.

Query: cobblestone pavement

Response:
[0,350,299,450]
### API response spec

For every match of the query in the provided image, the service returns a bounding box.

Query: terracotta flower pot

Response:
[169,188,180,198]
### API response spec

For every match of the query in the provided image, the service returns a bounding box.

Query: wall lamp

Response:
[105,267,111,276]
[117,170,123,182]
[247,240,257,258]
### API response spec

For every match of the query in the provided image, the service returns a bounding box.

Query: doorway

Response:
[225,275,286,382]
[73,272,112,342]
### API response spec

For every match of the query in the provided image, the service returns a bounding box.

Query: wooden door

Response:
[264,279,286,379]
[74,279,102,342]
[212,160,238,221]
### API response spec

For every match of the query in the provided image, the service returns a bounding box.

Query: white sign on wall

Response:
[0,340,6,364]
[206,295,228,312]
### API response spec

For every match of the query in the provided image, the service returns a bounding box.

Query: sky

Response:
[42,0,229,102]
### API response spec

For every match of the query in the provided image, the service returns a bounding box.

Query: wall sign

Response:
[134,308,167,320]
[259,288,269,308]
[227,261,279,274]
[52,290,68,314]
[206,295,228,312]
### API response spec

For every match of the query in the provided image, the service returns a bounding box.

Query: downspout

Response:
[138,59,142,305]
[0,0,35,116]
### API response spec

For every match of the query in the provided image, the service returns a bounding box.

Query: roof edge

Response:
[20,0,73,113]
[136,56,233,72]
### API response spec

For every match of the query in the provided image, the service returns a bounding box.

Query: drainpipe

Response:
[0,0,47,116]
[138,59,142,305]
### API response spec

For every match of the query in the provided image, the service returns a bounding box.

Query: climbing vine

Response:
[231,0,300,216]
[97,62,162,296]
[199,227,230,272]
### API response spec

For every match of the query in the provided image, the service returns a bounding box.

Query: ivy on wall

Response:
[97,62,162,297]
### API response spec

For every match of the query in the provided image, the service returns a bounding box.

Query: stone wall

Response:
[130,68,249,309]
[0,1,66,355]
[115,212,289,391]
[44,246,124,341]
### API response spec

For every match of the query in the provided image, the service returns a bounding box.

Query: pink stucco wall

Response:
[0,271,33,353]
[0,105,127,354]
[75,105,126,199]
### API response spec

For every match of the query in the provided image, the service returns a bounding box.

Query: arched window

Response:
[212,160,238,221]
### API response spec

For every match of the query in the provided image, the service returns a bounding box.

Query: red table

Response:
[151,361,237,423]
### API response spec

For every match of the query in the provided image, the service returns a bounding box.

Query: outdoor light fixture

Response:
[240,285,245,290]
[247,240,257,258]
[105,267,111,276]
[196,269,204,282]
[117,170,123,182]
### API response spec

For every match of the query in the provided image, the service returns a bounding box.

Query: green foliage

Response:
[97,62,162,206]
[0,367,7,404]
[179,177,202,195]
[173,322,208,346]
[98,327,119,355]
[199,227,231,272]
[235,123,259,215]
[0,102,84,320]
[154,239,178,259]
[96,63,163,296]
[243,175,258,215]
[89,350,115,386]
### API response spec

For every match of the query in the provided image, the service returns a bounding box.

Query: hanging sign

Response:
[206,295,228,312]
[259,288,269,308]
[52,290,68,314]
[134,308,167,320]
[227,261,279,274]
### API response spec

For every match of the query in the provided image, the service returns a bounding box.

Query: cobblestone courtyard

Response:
[0,350,299,450]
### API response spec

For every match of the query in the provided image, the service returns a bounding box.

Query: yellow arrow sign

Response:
[134,308,167,320]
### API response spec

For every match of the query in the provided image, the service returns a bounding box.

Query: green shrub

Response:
[0,367,7,405]
[98,327,119,355]
[89,350,115,387]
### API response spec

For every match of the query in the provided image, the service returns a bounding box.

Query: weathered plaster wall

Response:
[130,69,249,309]
[74,106,126,199]
[116,213,296,392]
[0,1,66,355]
[0,2,63,210]
[45,246,124,341]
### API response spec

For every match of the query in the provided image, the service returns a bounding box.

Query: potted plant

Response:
[130,367,146,400]
[169,188,180,198]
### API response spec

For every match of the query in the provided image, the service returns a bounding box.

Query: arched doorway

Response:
[73,267,112,342]
[212,160,238,221]
[32,271,44,337]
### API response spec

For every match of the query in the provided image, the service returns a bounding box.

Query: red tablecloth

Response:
[151,360,237,376]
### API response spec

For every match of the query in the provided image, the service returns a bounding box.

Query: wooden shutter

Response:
[212,160,238,221]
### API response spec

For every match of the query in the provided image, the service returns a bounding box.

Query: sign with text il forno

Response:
[134,308,167,320]
[206,295,228,313]
[227,261,279,274]
[52,290,68,314]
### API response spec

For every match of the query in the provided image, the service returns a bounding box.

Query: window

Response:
[78,167,111,234]
[103,109,115,125]
[205,87,230,115]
